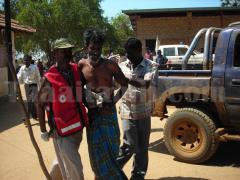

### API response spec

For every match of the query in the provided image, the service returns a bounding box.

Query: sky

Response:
[101,0,221,18]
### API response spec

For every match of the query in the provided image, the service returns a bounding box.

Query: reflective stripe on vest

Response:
[61,122,81,134]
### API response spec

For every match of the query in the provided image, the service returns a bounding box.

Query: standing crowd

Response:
[18,27,159,180]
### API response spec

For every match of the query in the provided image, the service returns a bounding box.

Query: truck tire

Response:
[164,108,219,164]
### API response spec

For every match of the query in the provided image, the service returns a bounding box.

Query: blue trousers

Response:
[117,117,151,178]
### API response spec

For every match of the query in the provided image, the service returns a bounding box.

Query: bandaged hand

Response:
[41,131,49,141]
[144,72,154,81]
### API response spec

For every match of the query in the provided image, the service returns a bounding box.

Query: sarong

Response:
[87,108,127,180]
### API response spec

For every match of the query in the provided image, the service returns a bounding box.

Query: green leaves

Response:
[14,0,106,61]
[11,0,133,60]
[109,13,133,54]
[221,0,240,7]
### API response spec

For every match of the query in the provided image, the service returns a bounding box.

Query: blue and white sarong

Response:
[87,107,127,180]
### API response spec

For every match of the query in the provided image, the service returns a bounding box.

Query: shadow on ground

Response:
[0,101,25,132]
[206,141,240,167]
[148,138,240,167]
[148,138,170,155]
[151,128,163,133]
[147,177,208,180]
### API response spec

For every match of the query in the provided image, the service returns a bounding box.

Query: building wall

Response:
[134,14,240,51]
[0,42,8,98]
[0,31,16,99]
[0,66,8,97]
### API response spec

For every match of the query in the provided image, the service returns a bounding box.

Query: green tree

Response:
[110,13,133,54]
[221,0,240,7]
[12,0,114,63]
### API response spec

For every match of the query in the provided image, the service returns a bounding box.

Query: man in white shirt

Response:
[17,55,41,119]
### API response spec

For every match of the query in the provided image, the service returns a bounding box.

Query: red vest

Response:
[44,63,88,136]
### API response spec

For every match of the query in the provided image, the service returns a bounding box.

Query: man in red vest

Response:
[37,38,88,180]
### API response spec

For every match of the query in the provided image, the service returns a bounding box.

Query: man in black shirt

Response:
[156,49,168,65]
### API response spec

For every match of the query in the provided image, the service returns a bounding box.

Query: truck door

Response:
[224,30,240,125]
[178,47,188,62]
[163,47,178,69]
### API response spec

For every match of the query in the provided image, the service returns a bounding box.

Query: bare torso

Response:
[79,58,120,114]
[81,58,114,92]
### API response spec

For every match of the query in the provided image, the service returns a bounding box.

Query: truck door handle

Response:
[179,57,182,60]
[232,79,240,86]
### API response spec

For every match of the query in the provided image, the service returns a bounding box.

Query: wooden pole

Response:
[4,1,51,179]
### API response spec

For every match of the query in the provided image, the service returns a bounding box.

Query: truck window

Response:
[163,48,175,56]
[178,47,188,56]
[234,34,240,67]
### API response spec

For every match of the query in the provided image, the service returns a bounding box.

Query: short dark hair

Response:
[83,28,105,47]
[23,54,32,61]
[124,38,142,51]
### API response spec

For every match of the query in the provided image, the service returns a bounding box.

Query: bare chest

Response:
[82,65,113,91]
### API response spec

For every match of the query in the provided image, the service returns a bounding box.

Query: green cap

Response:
[52,38,74,50]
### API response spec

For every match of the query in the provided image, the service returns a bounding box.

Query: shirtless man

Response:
[78,28,148,180]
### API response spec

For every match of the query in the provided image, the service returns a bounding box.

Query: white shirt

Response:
[17,64,41,86]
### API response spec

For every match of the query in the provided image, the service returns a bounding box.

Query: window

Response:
[163,48,175,56]
[178,47,188,56]
[234,34,240,67]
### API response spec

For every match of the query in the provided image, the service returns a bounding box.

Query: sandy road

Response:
[0,87,239,180]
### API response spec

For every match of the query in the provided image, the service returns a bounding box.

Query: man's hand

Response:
[41,131,49,141]
[144,71,156,80]
[129,78,151,89]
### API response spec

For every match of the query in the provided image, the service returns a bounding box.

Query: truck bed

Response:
[153,70,212,117]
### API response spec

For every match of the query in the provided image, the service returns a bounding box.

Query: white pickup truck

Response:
[157,44,204,70]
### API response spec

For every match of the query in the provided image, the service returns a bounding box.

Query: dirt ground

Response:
[0,86,240,180]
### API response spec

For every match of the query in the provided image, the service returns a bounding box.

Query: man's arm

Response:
[111,61,150,88]
[17,66,24,84]
[150,66,159,101]
[112,86,128,104]
[78,60,89,108]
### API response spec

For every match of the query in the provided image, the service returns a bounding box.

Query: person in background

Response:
[17,54,41,119]
[119,51,127,64]
[108,49,114,58]
[37,59,44,77]
[155,49,168,65]
[144,47,153,60]
[31,58,35,65]
[15,59,21,73]
[73,50,87,64]
[117,38,158,180]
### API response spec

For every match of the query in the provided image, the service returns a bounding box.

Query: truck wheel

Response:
[164,108,218,164]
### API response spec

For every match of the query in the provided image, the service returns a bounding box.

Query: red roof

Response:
[0,13,36,33]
